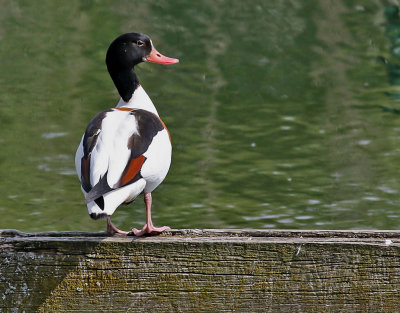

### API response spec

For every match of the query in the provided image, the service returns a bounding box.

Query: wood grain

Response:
[1,229,400,312]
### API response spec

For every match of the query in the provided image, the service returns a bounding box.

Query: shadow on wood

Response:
[1,229,400,312]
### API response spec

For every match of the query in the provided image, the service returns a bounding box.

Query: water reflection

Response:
[0,0,400,232]
[382,4,400,102]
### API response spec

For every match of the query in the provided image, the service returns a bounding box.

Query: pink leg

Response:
[132,192,171,236]
[106,216,129,235]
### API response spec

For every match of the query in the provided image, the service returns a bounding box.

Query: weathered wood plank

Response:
[1,229,400,312]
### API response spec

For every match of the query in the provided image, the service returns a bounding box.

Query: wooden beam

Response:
[1,229,400,312]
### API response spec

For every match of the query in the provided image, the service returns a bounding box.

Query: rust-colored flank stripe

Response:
[82,158,90,185]
[115,107,133,111]
[121,155,146,186]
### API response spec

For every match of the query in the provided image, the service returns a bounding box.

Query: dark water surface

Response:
[1,0,400,232]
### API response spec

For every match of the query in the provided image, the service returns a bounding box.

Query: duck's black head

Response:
[106,32,179,102]
[106,33,151,70]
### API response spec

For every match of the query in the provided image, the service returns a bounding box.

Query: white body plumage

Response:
[76,32,178,235]
[75,86,172,217]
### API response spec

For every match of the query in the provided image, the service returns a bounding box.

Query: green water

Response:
[1,0,400,232]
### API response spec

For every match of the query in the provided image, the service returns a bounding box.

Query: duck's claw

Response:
[131,224,171,236]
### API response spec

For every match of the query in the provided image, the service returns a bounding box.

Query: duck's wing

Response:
[77,108,165,204]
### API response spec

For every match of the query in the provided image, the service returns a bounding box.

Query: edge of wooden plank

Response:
[2,228,400,238]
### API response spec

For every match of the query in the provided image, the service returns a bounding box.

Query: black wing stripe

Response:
[80,109,111,193]
[85,172,113,203]
[128,109,164,158]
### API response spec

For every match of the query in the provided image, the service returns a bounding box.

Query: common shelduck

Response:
[75,32,179,236]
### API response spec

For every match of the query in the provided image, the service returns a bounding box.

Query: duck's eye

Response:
[137,40,145,47]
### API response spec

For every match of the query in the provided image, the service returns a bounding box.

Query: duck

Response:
[75,32,179,236]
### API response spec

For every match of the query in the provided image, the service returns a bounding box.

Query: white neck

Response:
[116,85,159,116]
